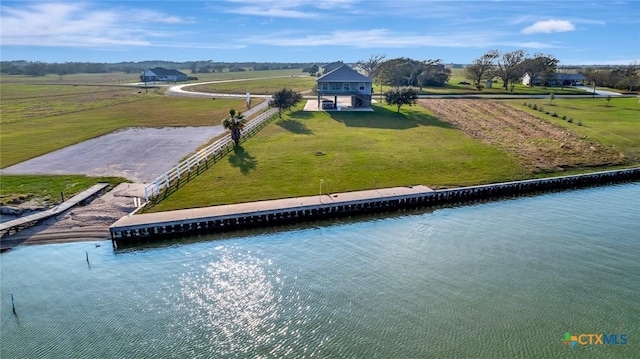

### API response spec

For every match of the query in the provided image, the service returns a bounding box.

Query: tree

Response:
[465,50,499,90]
[416,59,450,92]
[520,53,558,87]
[371,57,450,90]
[384,87,418,113]
[620,62,639,91]
[556,65,575,90]
[355,53,386,76]
[222,109,246,146]
[309,64,319,76]
[269,88,303,118]
[495,49,525,90]
[371,57,415,87]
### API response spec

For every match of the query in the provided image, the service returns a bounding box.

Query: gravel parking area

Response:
[2,126,225,183]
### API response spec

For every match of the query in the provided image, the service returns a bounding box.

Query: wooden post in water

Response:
[11,292,16,315]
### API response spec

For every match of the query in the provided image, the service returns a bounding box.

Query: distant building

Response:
[141,67,188,82]
[522,72,585,87]
[316,64,373,109]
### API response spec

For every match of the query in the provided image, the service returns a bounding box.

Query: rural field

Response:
[1,71,638,211]
[419,99,624,171]
[146,97,639,212]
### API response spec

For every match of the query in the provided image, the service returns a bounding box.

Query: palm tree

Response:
[221,109,246,146]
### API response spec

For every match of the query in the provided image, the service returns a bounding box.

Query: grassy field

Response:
[146,103,528,212]
[188,75,317,95]
[0,69,305,85]
[2,69,637,211]
[0,90,248,167]
[510,97,640,160]
[0,175,125,207]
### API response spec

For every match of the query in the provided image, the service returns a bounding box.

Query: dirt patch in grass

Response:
[418,99,623,172]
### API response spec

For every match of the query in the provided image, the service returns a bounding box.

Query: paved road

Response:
[3,80,277,182]
[575,86,625,97]
[1,127,227,183]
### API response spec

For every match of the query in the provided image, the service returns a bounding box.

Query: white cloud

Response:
[521,20,575,34]
[240,29,504,49]
[517,41,557,49]
[219,0,361,18]
[0,2,191,47]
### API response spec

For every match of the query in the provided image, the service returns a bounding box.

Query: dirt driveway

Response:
[1,126,225,183]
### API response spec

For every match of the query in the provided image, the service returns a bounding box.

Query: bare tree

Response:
[355,54,387,76]
[495,50,525,91]
[465,50,499,90]
[622,62,639,92]
[556,65,576,90]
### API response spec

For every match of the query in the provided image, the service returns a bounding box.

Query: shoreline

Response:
[0,183,144,250]
[112,167,640,247]
[3,168,639,250]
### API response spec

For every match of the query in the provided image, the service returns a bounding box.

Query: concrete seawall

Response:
[110,167,640,247]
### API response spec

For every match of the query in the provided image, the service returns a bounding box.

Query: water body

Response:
[1,184,638,358]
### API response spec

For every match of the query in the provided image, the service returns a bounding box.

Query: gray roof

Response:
[149,67,187,76]
[526,72,585,81]
[556,73,585,80]
[321,61,344,72]
[317,65,372,83]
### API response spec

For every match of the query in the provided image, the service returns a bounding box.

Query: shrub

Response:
[552,112,558,117]
[545,111,550,115]
[538,106,544,112]
[532,104,538,110]
[523,102,528,106]
[562,115,567,120]
[568,117,573,123]
[578,120,583,126]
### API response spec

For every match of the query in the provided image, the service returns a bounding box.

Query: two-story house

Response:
[316,64,373,110]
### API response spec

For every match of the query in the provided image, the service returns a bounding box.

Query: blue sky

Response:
[1,1,638,65]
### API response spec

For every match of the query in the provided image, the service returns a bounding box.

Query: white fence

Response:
[144,108,279,202]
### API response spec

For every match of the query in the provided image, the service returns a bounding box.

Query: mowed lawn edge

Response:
[507,97,640,161]
[146,103,529,212]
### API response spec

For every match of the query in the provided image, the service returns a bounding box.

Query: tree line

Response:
[0,60,317,76]
[464,49,638,92]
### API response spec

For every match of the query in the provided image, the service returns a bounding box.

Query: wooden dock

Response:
[0,183,109,234]
[110,166,640,247]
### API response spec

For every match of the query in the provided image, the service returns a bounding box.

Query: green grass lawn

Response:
[0,175,126,206]
[510,97,640,161]
[0,69,306,85]
[2,70,637,211]
[146,103,528,212]
[187,76,317,95]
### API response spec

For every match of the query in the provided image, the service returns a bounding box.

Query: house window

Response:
[344,83,350,91]
[331,83,341,90]
[359,83,365,91]
[322,83,329,91]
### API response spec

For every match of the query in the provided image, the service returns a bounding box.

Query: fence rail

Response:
[144,108,279,202]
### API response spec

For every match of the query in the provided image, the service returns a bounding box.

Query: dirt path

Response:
[418,99,622,171]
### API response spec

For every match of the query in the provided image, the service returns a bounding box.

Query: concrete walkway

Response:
[111,185,433,233]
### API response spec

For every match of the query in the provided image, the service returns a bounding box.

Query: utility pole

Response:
[592,68,599,98]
